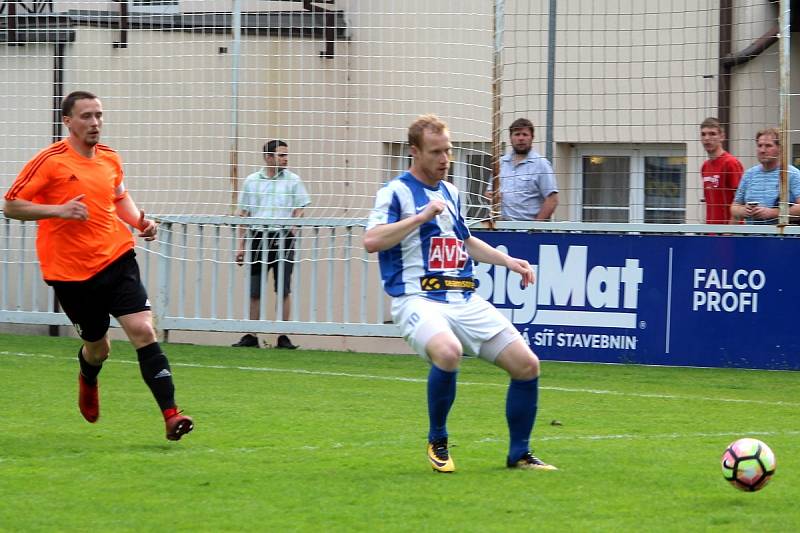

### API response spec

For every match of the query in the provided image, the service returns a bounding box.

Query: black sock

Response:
[136,342,176,412]
[78,346,102,385]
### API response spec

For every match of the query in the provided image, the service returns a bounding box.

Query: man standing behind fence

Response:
[2,90,194,441]
[731,127,800,225]
[700,117,743,224]
[234,140,310,349]
[364,114,557,473]
[488,118,559,221]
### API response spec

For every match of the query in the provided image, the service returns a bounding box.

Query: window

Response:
[386,142,492,219]
[582,156,629,222]
[643,155,686,223]
[575,146,686,223]
[130,0,179,14]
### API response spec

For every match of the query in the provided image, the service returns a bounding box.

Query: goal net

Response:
[0,0,793,329]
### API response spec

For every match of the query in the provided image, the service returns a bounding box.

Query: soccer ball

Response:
[721,438,776,492]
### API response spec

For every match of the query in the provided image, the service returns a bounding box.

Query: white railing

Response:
[0,215,399,339]
[3,214,800,340]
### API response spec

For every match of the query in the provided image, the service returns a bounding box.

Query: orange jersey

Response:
[4,139,134,281]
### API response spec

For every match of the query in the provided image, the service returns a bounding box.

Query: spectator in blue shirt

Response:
[732,127,800,225]
[488,118,559,221]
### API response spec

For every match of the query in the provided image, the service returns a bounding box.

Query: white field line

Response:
[2,350,798,408]
[2,430,798,463]
[476,429,800,444]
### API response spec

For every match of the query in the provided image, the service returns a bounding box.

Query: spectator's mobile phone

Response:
[746,201,759,208]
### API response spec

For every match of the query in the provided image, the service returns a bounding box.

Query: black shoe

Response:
[276,334,298,350]
[232,334,259,347]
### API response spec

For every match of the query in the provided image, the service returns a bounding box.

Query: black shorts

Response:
[249,230,295,299]
[47,250,150,342]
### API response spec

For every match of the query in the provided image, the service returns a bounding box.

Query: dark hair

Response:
[61,91,98,117]
[509,118,534,135]
[700,117,724,132]
[263,139,288,155]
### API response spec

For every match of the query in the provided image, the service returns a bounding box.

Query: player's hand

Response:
[59,194,89,221]
[137,209,158,241]
[235,249,245,266]
[751,206,778,220]
[418,200,446,222]
[507,257,536,286]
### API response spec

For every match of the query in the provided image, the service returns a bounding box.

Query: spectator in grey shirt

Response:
[488,118,559,221]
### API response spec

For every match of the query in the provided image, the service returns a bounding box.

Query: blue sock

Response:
[427,365,458,443]
[506,377,539,463]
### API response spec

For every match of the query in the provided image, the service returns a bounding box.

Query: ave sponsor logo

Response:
[475,244,644,329]
[428,236,468,270]
[692,268,764,313]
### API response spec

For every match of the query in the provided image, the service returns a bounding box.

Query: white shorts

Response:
[391,293,522,363]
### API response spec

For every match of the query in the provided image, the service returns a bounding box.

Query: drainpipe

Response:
[718,0,733,146]
[718,1,779,147]
[545,0,557,163]
[50,41,66,336]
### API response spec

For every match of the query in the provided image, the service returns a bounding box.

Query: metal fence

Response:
[0,215,399,339]
[4,214,800,341]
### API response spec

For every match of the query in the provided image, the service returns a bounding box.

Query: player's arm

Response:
[3,195,88,221]
[730,201,748,221]
[730,172,749,221]
[750,205,779,221]
[235,208,249,265]
[536,192,559,221]
[465,236,535,286]
[288,207,305,236]
[727,160,745,224]
[789,199,800,219]
[115,194,157,241]
[364,200,444,253]
[788,171,800,221]
[293,179,311,219]
[534,163,559,221]
[484,182,500,203]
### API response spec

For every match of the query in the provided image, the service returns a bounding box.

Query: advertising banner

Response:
[473,231,799,370]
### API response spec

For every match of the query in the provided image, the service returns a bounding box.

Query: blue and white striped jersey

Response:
[366,172,474,302]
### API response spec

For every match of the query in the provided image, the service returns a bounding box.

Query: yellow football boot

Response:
[507,452,558,471]
[427,438,455,473]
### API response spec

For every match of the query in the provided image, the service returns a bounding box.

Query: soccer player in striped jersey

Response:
[364,114,556,472]
[3,91,193,441]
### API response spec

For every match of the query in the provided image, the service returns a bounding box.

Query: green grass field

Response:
[0,332,797,532]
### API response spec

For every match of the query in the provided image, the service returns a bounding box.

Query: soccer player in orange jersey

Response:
[3,91,193,441]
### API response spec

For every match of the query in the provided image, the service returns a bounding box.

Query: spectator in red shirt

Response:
[700,117,744,224]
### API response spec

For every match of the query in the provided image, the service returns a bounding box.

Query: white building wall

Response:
[1,0,796,345]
